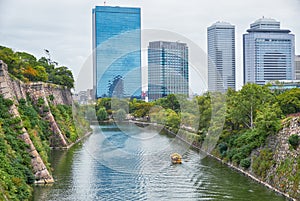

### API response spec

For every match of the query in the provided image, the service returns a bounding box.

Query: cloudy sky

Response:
[0,0,299,92]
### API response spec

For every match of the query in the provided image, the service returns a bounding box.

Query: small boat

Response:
[170,153,182,164]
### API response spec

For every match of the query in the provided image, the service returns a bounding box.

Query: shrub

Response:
[218,142,228,157]
[252,149,274,179]
[288,134,299,149]
[240,158,251,169]
[49,94,55,101]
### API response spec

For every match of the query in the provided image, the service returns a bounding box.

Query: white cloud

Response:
[0,0,299,91]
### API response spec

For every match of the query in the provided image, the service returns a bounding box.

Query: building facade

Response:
[148,41,189,101]
[207,22,236,92]
[243,17,295,85]
[295,55,300,80]
[92,6,141,98]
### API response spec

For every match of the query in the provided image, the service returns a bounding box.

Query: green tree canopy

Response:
[0,45,74,88]
[97,107,108,121]
[277,88,300,115]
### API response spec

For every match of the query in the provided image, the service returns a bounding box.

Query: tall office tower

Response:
[148,41,189,101]
[243,17,295,85]
[92,6,141,99]
[295,55,300,80]
[207,22,236,92]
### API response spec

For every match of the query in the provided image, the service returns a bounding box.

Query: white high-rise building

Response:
[295,55,300,80]
[207,22,236,92]
[243,17,295,85]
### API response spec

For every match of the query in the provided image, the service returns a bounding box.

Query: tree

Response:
[165,109,180,129]
[129,99,154,118]
[52,66,74,88]
[277,88,300,115]
[255,103,282,136]
[228,84,275,130]
[22,66,38,82]
[196,93,212,132]
[38,57,55,74]
[34,65,48,82]
[0,46,74,88]
[96,107,108,121]
[155,94,180,113]
[16,52,37,65]
[97,98,111,109]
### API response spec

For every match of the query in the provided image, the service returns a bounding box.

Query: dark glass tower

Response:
[148,41,189,101]
[92,6,141,98]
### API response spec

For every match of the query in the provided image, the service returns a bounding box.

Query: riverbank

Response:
[169,129,296,201]
[50,131,93,150]
[208,154,296,201]
[129,120,296,201]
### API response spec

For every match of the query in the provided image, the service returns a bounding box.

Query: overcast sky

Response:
[0,0,299,93]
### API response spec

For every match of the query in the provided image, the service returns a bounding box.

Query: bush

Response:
[240,158,251,169]
[288,134,299,149]
[252,149,274,179]
[49,94,55,101]
[218,142,228,157]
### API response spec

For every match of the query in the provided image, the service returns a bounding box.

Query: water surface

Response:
[33,123,287,201]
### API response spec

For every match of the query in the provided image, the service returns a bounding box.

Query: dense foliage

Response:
[0,49,90,200]
[0,45,74,88]
[0,95,34,200]
[96,84,300,171]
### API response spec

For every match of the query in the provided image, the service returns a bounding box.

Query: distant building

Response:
[92,6,141,99]
[295,55,300,80]
[78,91,88,105]
[148,41,189,101]
[73,89,94,105]
[207,22,236,92]
[243,17,295,85]
[268,80,300,91]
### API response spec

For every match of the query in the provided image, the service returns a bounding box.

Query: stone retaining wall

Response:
[0,60,54,184]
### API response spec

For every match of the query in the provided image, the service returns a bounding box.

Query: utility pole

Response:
[44,49,58,66]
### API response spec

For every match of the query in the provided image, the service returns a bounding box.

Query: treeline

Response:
[0,45,74,88]
[95,84,300,170]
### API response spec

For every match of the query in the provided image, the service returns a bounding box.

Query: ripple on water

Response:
[33,124,287,201]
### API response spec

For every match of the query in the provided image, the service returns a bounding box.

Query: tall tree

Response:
[228,84,275,130]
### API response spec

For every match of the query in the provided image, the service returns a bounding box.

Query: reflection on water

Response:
[33,123,287,201]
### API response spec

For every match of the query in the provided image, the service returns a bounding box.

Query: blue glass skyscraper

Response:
[243,17,295,85]
[92,6,141,98]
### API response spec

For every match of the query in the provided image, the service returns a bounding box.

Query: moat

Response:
[33,123,287,201]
